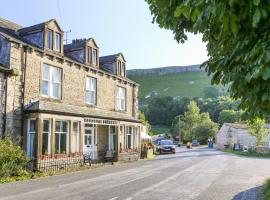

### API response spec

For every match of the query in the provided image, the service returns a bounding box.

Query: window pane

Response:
[53,68,61,83]
[42,81,49,96]
[93,49,97,65]
[55,121,61,132]
[43,120,50,132]
[42,132,49,154]
[60,133,67,153]
[55,133,60,153]
[88,47,92,63]
[43,65,50,80]
[52,83,60,98]
[62,122,68,132]
[55,33,61,51]
[29,120,36,132]
[47,30,53,49]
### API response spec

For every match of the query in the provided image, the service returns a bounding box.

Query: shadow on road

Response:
[156,152,228,161]
[231,186,262,200]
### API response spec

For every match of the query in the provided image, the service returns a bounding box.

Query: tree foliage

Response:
[172,101,218,143]
[145,0,270,118]
[247,117,267,145]
[218,109,243,125]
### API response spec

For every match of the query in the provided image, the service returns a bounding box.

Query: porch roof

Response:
[24,101,141,123]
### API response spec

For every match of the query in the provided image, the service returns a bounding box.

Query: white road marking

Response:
[108,197,118,200]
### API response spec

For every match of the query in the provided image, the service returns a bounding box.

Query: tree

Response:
[139,111,152,133]
[247,117,267,145]
[181,101,201,141]
[145,0,270,118]
[194,112,218,144]
[218,110,243,125]
[203,87,220,99]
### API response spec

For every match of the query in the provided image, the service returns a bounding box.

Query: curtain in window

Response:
[117,87,126,110]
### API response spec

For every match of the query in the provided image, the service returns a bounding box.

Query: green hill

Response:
[128,71,223,100]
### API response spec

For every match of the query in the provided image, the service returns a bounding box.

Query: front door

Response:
[84,125,97,159]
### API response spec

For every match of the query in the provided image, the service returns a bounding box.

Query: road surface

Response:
[0,147,270,200]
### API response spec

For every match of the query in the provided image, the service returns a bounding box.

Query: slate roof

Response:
[24,101,140,123]
[99,54,118,64]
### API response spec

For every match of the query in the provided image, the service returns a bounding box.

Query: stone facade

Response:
[216,123,270,149]
[0,18,142,166]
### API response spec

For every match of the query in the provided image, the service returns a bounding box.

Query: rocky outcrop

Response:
[127,65,204,76]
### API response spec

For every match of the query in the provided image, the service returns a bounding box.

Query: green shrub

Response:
[0,140,29,178]
[264,179,270,200]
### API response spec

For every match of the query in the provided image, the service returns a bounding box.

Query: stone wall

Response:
[0,72,5,137]
[4,44,24,143]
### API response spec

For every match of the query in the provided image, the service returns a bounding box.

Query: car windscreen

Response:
[160,140,173,145]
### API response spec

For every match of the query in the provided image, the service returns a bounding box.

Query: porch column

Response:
[69,120,73,154]
[117,125,120,153]
[80,120,84,153]
[35,116,42,158]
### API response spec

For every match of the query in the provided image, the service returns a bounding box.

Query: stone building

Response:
[216,123,270,149]
[0,18,141,166]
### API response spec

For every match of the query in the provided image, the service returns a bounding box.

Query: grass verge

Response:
[263,179,270,200]
[223,148,270,158]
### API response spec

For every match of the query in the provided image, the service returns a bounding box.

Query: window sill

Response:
[113,109,127,114]
[40,96,62,103]
[86,103,97,108]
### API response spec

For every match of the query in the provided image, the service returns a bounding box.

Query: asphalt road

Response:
[1,147,270,200]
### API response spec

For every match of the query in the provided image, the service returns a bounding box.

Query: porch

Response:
[24,113,141,172]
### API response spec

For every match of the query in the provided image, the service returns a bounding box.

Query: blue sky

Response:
[1,0,208,69]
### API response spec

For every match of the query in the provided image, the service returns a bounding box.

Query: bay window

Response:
[86,77,97,105]
[116,87,126,111]
[55,121,68,154]
[42,120,51,155]
[42,64,62,99]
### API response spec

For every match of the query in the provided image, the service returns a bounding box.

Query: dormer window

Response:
[55,33,61,52]
[87,47,98,66]
[46,30,53,50]
[117,61,121,75]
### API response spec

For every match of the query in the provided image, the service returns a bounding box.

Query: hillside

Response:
[128,66,225,100]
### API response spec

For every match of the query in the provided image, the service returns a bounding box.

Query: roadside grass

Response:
[223,148,270,158]
[263,179,270,200]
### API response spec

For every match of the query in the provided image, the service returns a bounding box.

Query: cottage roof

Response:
[223,123,247,129]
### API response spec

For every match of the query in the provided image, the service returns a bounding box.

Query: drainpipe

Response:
[2,73,8,139]
[20,46,27,147]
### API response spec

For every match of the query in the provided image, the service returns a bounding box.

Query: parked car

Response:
[192,140,200,146]
[156,140,176,154]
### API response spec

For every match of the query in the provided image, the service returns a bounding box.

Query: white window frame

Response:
[55,32,61,52]
[42,119,51,155]
[86,77,97,105]
[55,121,69,154]
[27,119,36,158]
[46,30,53,49]
[116,86,126,111]
[42,64,62,99]
[71,121,80,153]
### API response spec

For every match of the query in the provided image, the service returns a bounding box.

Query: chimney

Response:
[72,38,86,44]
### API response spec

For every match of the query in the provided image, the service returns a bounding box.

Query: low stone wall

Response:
[255,146,270,154]
[118,152,140,162]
